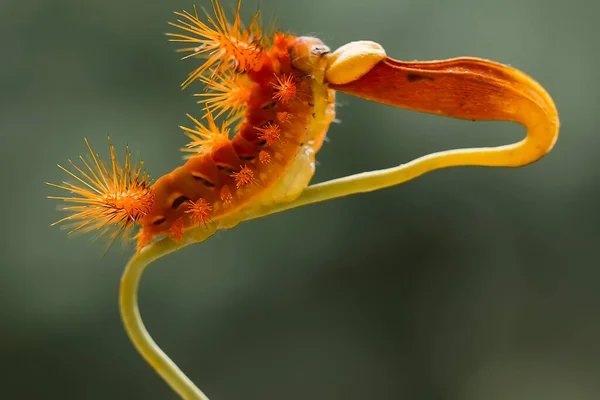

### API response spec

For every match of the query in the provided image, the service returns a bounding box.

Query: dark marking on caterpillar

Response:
[262,101,277,110]
[171,195,189,209]
[216,164,238,174]
[191,173,216,187]
[153,216,166,226]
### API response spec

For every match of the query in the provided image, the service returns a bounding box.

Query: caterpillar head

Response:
[289,36,331,80]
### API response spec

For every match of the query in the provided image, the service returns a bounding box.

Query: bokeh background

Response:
[1,0,599,398]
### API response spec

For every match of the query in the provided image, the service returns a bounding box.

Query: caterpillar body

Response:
[48,2,337,251]
[142,35,336,248]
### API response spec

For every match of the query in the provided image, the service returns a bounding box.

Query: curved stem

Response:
[116,202,322,399]
[119,226,216,400]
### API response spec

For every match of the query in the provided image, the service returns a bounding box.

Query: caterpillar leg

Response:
[244,41,560,218]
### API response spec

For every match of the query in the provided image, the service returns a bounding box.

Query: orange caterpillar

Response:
[49,1,336,251]
[47,0,559,253]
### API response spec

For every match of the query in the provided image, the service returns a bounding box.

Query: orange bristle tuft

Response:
[256,122,281,146]
[220,185,233,203]
[180,109,231,157]
[272,32,288,48]
[195,70,254,121]
[272,73,297,103]
[167,0,264,89]
[231,165,255,188]
[47,138,154,248]
[169,217,185,241]
[258,150,272,164]
[276,111,292,124]
[186,198,213,224]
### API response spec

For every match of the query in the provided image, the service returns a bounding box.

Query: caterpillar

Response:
[48,1,337,251]
[47,0,559,253]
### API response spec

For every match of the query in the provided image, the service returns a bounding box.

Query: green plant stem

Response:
[115,161,500,399]
[119,226,216,400]
[116,159,451,399]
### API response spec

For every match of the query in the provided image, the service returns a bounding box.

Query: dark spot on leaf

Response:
[407,73,434,82]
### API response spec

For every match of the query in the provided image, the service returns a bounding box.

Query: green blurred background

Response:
[1,0,598,398]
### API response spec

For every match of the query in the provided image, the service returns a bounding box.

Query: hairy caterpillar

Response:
[49,1,337,251]
[47,0,559,254]
[137,33,337,249]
